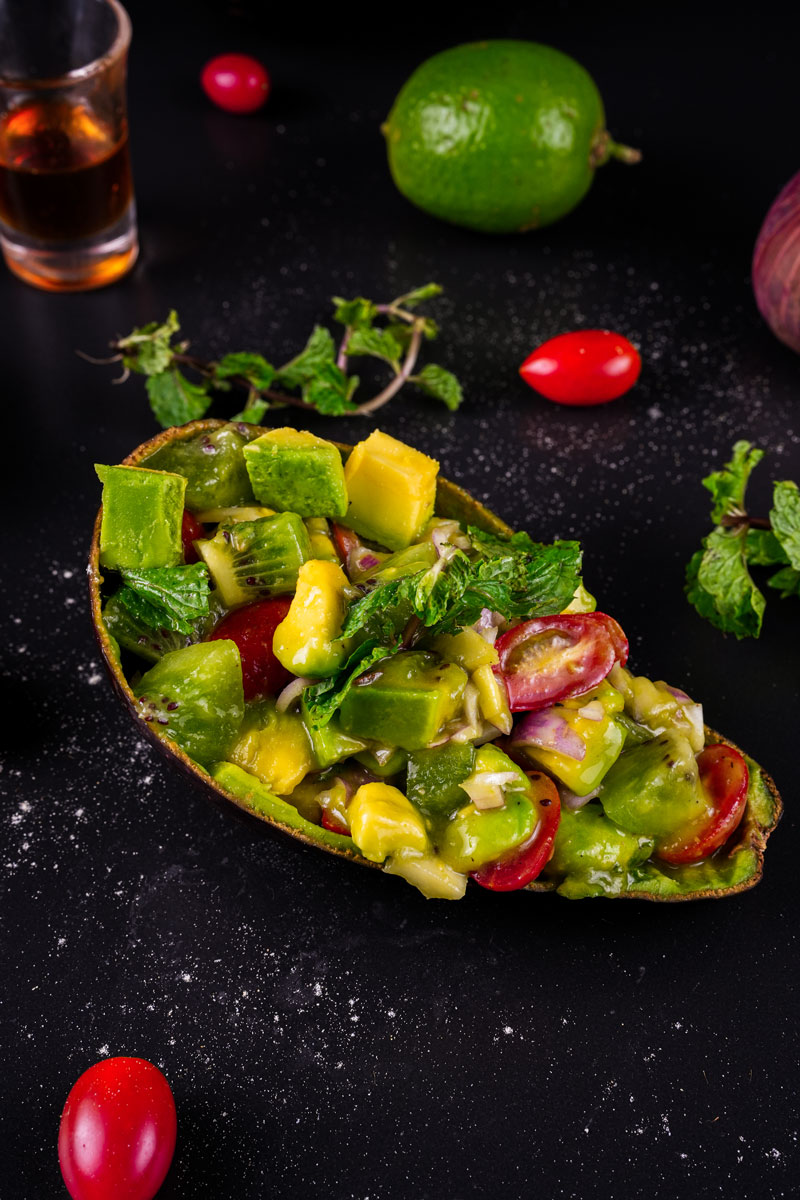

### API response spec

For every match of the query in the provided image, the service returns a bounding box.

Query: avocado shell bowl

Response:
[88,420,783,901]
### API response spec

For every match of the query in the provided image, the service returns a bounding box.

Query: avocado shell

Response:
[89,420,782,901]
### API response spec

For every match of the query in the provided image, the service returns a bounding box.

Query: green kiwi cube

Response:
[95,464,186,570]
[144,425,257,510]
[243,428,348,518]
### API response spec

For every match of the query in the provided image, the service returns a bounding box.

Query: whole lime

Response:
[383,40,640,233]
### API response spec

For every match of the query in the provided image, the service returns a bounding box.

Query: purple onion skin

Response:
[753,171,800,354]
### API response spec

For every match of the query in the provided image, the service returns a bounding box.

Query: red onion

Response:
[753,171,800,353]
[275,676,312,711]
[511,708,586,761]
[559,784,601,810]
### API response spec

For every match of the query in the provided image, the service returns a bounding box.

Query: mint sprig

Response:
[686,440,800,637]
[87,285,462,427]
[116,563,211,635]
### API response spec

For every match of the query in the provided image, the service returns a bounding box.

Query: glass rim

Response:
[0,0,131,89]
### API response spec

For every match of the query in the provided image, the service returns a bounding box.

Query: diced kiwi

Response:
[144,425,258,510]
[195,513,311,608]
[406,743,475,820]
[136,640,245,765]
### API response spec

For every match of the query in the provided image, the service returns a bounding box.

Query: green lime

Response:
[383,40,640,234]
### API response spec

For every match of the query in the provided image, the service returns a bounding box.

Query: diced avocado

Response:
[545,804,655,883]
[210,761,356,852]
[471,664,513,733]
[243,428,348,518]
[228,699,316,794]
[353,746,409,777]
[384,850,468,900]
[562,583,597,613]
[438,790,536,874]
[514,683,625,796]
[406,743,475,820]
[305,518,339,562]
[348,782,430,862]
[145,425,257,509]
[598,731,710,840]
[102,588,224,664]
[432,627,498,672]
[95,464,185,570]
[343,430,439,551]
[273,559,351,677]
[306,714,367,770]
[338,651,467,751]
[195,513,311,608]
[136,640,244,765]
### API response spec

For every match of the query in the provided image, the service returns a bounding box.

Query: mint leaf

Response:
[302,361,359,415]
[346,326,403,366]
[768,566,800,599]
[275,326,337,389]
[116,563,211,636]
[303,640,399,729]
[214,352,275,391]
[332,296,378,329]
[146,369,211,428]
[118,310,180,376]
[685,527,765,638]
[230,398,269,424]
[745,528,788,566]
[702,441,764,523]
[394,283,443,309]
[412,364,463,412]
[770,480,800,569]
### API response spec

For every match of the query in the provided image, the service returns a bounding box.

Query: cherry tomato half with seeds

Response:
[494,613,628,713]
[208,596,292,700]
[656,743,749,865]
[181,510,205,564]
[472,771,561,891]
[201,53,270,114]
[58,1056,176,1200]
[520,330,641,405]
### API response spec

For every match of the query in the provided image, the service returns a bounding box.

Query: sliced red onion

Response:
[275,676,313,712]
[512,708,586,761]
[753,170,800,354]
[475,607,505,631]
[431,520,470,557]
[462,770,520,810]
[559,783,601,810]
[665,684,691,703]
[356,552,381,572]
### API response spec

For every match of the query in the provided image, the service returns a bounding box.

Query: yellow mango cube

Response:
[343,429,439,551]
[273,559,350,677]
[348,782,429,862]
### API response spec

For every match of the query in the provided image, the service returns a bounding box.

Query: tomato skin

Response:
[472,772,561,891]
[208,596,293,700]
[656,743,749,865]
[181,510,205,564]
[519,330,641,405]
[58,1057,176,1200]
[494,613,628,713]
[321,809,350,836]
[201,53,270,114]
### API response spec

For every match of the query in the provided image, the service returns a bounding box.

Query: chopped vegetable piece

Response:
[243,428,348,518]
[96,464,186,570]
[343,430,439,551]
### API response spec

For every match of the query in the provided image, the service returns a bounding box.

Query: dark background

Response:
[3,2,800,1196]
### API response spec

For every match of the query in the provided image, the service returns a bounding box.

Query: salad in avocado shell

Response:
[88,420,781,901]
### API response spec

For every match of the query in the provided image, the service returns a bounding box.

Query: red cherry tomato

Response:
[656,743,749,865]
[181,510,205,564]
[208,596,293,700]
[519,330,641,406]
[494,613,628,713]
[201,53,270,114]
[472,771,561,891]
[58,1056,176,1200]
[321,809,350,836]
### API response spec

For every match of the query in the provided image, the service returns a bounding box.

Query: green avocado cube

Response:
[243,428,348,519]
[339,651,467,752]
[95,464,186,570]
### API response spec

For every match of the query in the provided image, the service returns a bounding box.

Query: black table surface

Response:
[3,3,800,1196]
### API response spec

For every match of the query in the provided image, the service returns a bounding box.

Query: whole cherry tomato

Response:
[181,510,205,564]
[656,743,749,865]
[58,1056,176,1200]
[520,330,641,405]
[208,596,293,700]
[472,771,561,891]
[201,53,270,114]
[494,613,628,713]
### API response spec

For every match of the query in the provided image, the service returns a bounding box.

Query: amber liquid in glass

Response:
[0,98,132,245]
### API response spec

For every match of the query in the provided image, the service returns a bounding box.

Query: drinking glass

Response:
[0,0,138,291]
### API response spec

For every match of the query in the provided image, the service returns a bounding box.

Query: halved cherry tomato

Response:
[208,596,292,700]
[201,53,270,114]
[472,771,560,891]
[322,809,350,836]
[520,330,641,406]
[656,743,749,865]
[494,613,628,713]
[58,1056,176,1200]
[181,510,205,564]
